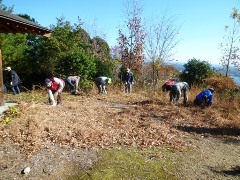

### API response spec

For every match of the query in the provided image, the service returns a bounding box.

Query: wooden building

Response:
[0,9,52,105]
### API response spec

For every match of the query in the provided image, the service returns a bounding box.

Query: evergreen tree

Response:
[180,58,213,87]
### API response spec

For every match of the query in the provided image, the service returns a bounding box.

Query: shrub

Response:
[180,58,213,87]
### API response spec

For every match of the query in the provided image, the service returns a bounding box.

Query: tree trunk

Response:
[0,49,4,105]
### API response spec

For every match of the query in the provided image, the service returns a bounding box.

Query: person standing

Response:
[65,76,80,95]
[194,88,214,107]
[123,68,134,93]
[5,67,21,95]
[95,76,111,94]
[169,81,189,106]
[45,77,65,106]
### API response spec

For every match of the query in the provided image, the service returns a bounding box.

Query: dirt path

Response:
[174,134,240,179]
[0,93,239,179]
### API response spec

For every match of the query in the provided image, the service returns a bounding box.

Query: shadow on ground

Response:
[176,125,240,136]
[209,166,240,177]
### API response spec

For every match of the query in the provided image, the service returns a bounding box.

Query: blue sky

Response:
[3,0,240,65]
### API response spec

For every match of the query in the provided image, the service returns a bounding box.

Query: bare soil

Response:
[0,91,239,179]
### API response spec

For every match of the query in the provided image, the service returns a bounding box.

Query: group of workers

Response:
[162,80,214,107]
[3,66,214,107]
[44,68,134,106]
[94,68,134,94]
[45,75,81,106]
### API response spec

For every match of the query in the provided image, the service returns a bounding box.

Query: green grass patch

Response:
[67,147,177,180]
[5,90,47,103]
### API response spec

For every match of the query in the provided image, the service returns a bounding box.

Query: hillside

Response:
[0,90,239,179]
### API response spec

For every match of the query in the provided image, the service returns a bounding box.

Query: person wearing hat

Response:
[122,68,134,93]
[65,76,80,95]
[194,88,214,107]
[45,77,65,106]
[95,76,111,94]
[5,67,21,95]
[162,80,176,92]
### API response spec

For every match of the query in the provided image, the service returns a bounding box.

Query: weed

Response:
[1,117,12,124]
[0,106,20,124]
[6,106,20,117]
[66,147,177,180]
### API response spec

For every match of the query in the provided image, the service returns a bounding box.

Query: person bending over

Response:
[65,76,80,95]
[45,77,65,106]
[170,82,189,106]
[162,80,176,92]
[95,76,111,94]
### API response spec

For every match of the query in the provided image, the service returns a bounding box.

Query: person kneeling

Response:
[194,88,214,107]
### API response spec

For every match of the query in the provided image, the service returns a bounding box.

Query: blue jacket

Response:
[196,90,213,105]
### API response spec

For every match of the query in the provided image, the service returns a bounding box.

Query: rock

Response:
[21,166,30,174]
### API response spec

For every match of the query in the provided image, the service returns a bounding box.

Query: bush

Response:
[180,58,213,86]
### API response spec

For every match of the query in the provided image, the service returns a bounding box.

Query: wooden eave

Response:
[0,9,51,35]
[0,9,52,106]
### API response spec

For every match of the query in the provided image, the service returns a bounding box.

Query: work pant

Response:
[97,84,107,94]
[11,85,20,95]
[125,82,132,93]
[170,87,188,106]
[65,79,76,94]
[48,90,62,105]
[194,96,210,107]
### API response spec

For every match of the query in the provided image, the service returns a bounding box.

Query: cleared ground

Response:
[0,90,239,179]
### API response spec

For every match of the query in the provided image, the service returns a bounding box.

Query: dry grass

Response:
[0,87,239,156]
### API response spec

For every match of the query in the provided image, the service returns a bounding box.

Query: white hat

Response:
[5,67,11,71]
[127,68,130,72]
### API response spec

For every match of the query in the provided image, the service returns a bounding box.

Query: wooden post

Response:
[0,49,4,106]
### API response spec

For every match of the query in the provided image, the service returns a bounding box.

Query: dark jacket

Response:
[8,70,21,86]
[95,77,109,86]
[123,71,134,84]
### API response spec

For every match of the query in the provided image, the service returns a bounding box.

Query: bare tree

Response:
[220,8,240,77]
[111,45,121,60]
[117,0,145,73]
[145,13,181,86]
[83,17,107,40]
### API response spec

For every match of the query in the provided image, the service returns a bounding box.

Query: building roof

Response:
[0,9,51,35]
